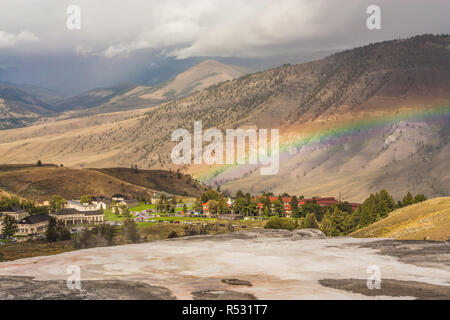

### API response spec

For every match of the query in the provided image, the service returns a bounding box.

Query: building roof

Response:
[54,208,81,215]
[1,206,27,213]
[55,208,103,216]
[92,196,112,203]
[18,213,51,225]
[83,210,104,216]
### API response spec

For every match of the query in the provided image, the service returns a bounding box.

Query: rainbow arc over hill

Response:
[192,104,450,182]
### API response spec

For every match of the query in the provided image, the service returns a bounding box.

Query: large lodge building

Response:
[0,205,105,237]
[51,208,104,226]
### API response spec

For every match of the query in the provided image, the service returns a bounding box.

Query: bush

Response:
[168,231,178,239]
[91,224,116,245]
[45,217,71,242]
[72,225,117,249]
[264,217,298,231]
[73,229,107,249]
[123,219,140,243]
[301,213,320,229]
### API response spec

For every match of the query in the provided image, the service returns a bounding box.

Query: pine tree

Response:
[1,215,18,239]
[302,213,319,229]
[123,218,140,243]
[290,196,299,218]
[320,210,333,236]
[272,199,285,217]
[402,192,414,206]
[413,194,427,203]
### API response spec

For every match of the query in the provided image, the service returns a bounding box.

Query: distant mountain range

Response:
[0,59,249,128]
[0,34,449,201]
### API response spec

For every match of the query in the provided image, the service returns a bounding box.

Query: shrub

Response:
[73,229,108,249]
[123,219,140,243]
[45,217,71,242]
[91,224,117,245]
[301,213,320,229]
[168,231,178,239]
[264,217,298,231]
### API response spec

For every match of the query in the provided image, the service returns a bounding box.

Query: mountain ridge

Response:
[0,59,250,128]
[0,35,449,201]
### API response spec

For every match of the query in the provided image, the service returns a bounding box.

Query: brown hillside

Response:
[91,168,207,196]
[0,167,156,202]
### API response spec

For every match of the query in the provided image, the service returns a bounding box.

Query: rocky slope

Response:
[0,83,56,129]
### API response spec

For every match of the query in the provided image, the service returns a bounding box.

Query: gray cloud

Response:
[0,0,448,58]
[0,0,449,94]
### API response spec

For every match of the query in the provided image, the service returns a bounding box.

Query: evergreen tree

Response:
[402,192,414,207]
[123,218,140,243]
[320,210,333,236]
[272,199,285,217]
[413,194,427,203]
[45,217,60,242]
[302,213,319,229]
[357,190,397,228]
[247,200,258,217]
[290,196,299,218]
[330,207,347,236]
[1,215,18,239]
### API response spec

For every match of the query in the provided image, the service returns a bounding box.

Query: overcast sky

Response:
[0,0,449,94]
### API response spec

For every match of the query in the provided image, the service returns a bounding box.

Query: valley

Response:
[0,35,449,201]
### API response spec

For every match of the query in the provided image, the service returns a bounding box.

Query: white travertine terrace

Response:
[0,236,449,299]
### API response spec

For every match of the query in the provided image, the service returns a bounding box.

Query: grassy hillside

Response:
[350,197,450,241]
[0,167,156,202]
[0,164,58,172]
[91,168,207,196]
[0,166,206,202]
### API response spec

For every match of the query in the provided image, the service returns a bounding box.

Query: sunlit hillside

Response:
[350,197,450,241]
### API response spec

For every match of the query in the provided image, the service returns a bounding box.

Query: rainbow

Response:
[192,104,450,182]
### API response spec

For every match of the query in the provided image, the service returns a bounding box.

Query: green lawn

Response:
[129,202,156,211]
[104,201,196,223]
[136,216,216,228]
